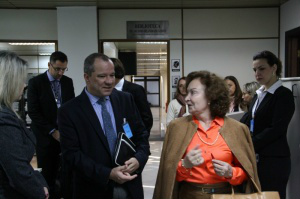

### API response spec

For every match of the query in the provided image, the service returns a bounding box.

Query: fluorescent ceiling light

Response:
[137,68,161,71]
[138,63,167,65]
[39,53,51,56]
[137,58,167,61]
[137,42,167,44]
[9,42,55,45]
[138,52,167,55]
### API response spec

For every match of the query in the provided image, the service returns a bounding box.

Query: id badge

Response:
[250,119,254,134]
[123,122,133,138]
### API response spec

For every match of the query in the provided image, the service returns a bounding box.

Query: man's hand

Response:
[109,165,137,184]
[44,187,49,199]
[123,157,140,174]
[52,130,60,142]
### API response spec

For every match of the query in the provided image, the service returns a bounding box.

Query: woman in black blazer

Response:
[0,51,49,199]
[241,51,295,199]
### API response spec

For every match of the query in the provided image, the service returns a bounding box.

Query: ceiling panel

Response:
[0,0,289,9]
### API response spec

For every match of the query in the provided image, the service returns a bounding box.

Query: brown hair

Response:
[175,77,186,97]
[186,71,230,118]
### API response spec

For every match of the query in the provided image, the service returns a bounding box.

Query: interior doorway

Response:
[102,41,169,139]
[285,26,300,77]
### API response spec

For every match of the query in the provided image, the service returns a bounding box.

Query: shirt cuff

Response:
[225,167,247,185]
[176,160,192,179]
[49,129,56,135]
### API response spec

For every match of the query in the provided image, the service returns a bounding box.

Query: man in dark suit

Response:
[111,58,153,134]
[58,53,150,199]
[27,51,75,198]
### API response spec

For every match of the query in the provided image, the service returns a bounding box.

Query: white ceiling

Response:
[0,0,288,9]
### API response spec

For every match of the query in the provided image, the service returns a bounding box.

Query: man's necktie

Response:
[98,98,117,157]
[52,80,61,107]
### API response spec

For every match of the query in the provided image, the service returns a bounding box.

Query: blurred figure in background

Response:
[27,51,75,199]
[0,51,49,199]
[224,76,243,112]
[166,77,189,126]
[112,58,153,135]
[241,81,260,112]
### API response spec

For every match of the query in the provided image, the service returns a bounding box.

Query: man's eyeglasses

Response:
[50,63,68,72]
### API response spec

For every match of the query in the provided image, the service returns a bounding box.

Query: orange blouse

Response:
[176,116,247,185]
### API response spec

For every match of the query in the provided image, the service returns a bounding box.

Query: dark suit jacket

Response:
[122,80,153,134]
[58,89,150,199]
[240,86,295,156]
[0,106,48,199]
[27,72,75,147]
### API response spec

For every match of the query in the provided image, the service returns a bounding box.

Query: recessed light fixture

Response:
[137,42,167,44]
[9,42,55,46]
[137,52,167,55]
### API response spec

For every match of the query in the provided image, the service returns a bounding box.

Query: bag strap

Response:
[230,175,261,195]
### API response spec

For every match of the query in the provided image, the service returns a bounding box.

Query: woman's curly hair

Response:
[186,70,230,118]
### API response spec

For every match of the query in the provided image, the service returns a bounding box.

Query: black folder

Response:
[114,132,136,166]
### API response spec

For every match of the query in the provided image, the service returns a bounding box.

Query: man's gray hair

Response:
[84,53,111,76]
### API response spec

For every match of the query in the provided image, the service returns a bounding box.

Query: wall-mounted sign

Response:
[127,21,169,39]
[171,59,180,72]
[172,75,180,88]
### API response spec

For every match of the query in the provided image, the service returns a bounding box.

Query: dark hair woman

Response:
[240,50,295,199]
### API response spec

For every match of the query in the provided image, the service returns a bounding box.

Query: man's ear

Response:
[84,73,89,82]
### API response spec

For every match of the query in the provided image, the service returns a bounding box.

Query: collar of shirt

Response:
[192,116,224,132]
[84,88,110,106]
[115,78,125,91]
[256,79,282,96]
[47,70,59,82]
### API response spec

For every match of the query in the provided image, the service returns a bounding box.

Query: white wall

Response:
[280,0,300,68]
[99,9,182,39]
[169,40,182,99]
[0,9,57,40]
[184,8,278,38]
[184,39,278,87]
[57,7,98,96]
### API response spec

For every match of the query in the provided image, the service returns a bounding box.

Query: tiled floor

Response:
[142,141,163,199]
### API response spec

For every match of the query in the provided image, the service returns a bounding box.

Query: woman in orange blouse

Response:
[153,71,260,199]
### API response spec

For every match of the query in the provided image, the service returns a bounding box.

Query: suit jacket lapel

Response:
[42,72,57,107]
[110,90,124,135]
[255,92,273,115]
[60,76,67,104]
[122,80,129,92]
[78,90,111,155]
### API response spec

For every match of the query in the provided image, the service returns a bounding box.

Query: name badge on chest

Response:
[123,119,133,138]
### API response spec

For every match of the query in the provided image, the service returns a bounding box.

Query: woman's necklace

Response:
[197,131,220,146]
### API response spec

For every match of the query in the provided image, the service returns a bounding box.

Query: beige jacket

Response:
[153,115,260,199]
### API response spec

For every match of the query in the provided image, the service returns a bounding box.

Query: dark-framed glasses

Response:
[50,63,68,72]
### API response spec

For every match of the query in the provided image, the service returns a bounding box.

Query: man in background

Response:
[27,51,75,198]
[111,58,153,135]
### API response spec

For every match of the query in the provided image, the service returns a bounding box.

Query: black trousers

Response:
[257,156,291,199]
[36,140,61,199]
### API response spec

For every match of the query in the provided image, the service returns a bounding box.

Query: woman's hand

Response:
[44,187,49,199]
[212,159,233,178]
[183,145,204,168]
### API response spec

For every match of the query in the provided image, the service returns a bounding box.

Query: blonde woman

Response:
[0,51,49,199]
